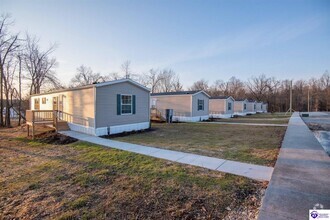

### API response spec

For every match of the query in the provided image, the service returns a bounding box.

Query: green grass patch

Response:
[113,123,286,166]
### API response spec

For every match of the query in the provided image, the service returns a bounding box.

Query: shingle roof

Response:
[235,98,247,101]
[210,96,231,99]
[30,78,150,97]
[151,90,201,96]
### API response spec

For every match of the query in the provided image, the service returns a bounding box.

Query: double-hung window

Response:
[228,102,232,111]
[198,99,204,111]
[244,103,247,110]
[121,95,132,114]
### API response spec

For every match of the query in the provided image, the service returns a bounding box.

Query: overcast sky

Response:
[1,0,330,88]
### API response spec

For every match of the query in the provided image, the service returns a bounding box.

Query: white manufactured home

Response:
[262,103,268,113]
[150,90,210,122]
[233,98,248,116]
[209,96,235,118]
[29,79,150,136]
[246,100,257,114]
[256,102,263,113]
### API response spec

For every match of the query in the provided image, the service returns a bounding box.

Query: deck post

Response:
[27,124,29,136]
[32,123,35,139]
[32,111,35,139]
[54,111,58,132]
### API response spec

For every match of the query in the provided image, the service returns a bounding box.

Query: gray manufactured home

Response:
[29,79,150,136]
[151,90,210,122]
[209,96,235,118]
[246,100,257,114]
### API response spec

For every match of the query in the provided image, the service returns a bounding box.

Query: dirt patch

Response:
[33,130,78,145]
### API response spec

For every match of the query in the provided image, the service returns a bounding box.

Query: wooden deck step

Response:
[56,121,70,131]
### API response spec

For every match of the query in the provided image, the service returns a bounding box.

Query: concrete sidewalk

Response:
[203,122,288,127]
[60,130,273,181]
[258,112,330,220]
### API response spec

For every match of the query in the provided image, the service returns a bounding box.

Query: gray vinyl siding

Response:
[246,102,256,112]
[95,82,150,128]
[192,93,209,117]
[226,98,234,114]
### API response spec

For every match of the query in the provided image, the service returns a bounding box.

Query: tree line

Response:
[1,14,329,128]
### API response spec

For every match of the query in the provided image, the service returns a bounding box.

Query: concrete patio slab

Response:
[60,130,274,181]
[258,112,330,220]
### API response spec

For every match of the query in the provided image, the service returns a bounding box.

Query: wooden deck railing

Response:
[26,110,56,124]
[26,110,92,138]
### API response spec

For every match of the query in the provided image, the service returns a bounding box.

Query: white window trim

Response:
[121,94,133,115]
[228,102,232,110]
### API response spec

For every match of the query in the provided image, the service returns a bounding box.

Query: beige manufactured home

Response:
[209,96,235,118]
[151,90,210,122]
[29,79,150,136]
[233,98,248,115]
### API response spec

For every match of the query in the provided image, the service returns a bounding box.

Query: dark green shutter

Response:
[133,95,136,114]
[117,94,121,115]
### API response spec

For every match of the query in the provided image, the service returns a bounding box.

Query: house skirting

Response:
[209,113,232,119]
[173,115,209,122]
[67,121,150,136]
[233,112,247,116]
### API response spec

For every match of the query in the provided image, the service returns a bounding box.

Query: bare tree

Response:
[0,14,20,126]
[70,65,106,87]
[2,55,17,127]
[121,60,131,79]
[189,79,209,91]
[23,34,59,95]
[158,69,178,92]
[246,74,271,101]
[141,69,163,93]
[172,75,183,92]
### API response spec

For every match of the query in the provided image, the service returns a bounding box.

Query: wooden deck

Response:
[26,110,70,138]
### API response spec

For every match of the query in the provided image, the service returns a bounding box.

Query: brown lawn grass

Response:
[211,118,289,124]
[0,126,265,219]
[113,123,287,166]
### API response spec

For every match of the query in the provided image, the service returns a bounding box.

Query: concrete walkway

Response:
[204,122,288,127]
[258,112,330,220]
[60,130,273,181]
